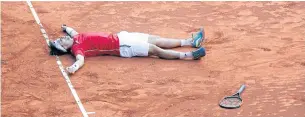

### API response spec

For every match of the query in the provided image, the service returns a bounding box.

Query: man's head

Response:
[49,36,74,56]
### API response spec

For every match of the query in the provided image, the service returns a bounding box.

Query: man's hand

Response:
[61,24,67,32]
[66,65,77,74]
[61,24,79,38]
[66,54,85,74]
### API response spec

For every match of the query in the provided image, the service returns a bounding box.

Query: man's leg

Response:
[148,44,206,60]
[147,28,204,49]
[147,35,193,49]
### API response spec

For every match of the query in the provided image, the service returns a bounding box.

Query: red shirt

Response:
[71,32,120,57]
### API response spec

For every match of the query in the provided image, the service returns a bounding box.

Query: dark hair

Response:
[49,41,70,56]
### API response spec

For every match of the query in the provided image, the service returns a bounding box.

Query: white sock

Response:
[179,52,193,59]
[180,38,192,46]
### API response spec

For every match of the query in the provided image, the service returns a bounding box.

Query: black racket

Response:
[219,84,246,109]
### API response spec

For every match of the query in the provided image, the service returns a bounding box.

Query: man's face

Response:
[58,36,73,49]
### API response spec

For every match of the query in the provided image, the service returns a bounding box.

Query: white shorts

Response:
[117,31,150,58]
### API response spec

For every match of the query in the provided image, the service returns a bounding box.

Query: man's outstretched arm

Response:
[66,54,84,74]
[62,24,79,38]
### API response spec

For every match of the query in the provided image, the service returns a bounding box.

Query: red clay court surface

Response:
[2,1,305,117]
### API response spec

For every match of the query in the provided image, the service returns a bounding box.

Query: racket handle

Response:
[237,84,246,94]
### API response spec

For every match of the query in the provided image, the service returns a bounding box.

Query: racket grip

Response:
[237,84,246,94]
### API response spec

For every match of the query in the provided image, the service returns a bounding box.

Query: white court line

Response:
[26,1,92,117]
[87,112,96,115]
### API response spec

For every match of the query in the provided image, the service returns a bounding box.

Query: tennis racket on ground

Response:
[219,84,246,109]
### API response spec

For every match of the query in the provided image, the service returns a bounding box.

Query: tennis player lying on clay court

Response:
[49,24,206,74]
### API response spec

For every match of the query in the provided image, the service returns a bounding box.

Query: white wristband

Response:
[71,63,80,71]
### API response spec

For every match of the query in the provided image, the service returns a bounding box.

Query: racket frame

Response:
[219,84,246,109]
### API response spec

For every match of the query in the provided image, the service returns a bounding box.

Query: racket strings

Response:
[220,97,242,108]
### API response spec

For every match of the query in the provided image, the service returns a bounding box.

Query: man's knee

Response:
[148,44,161,55]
